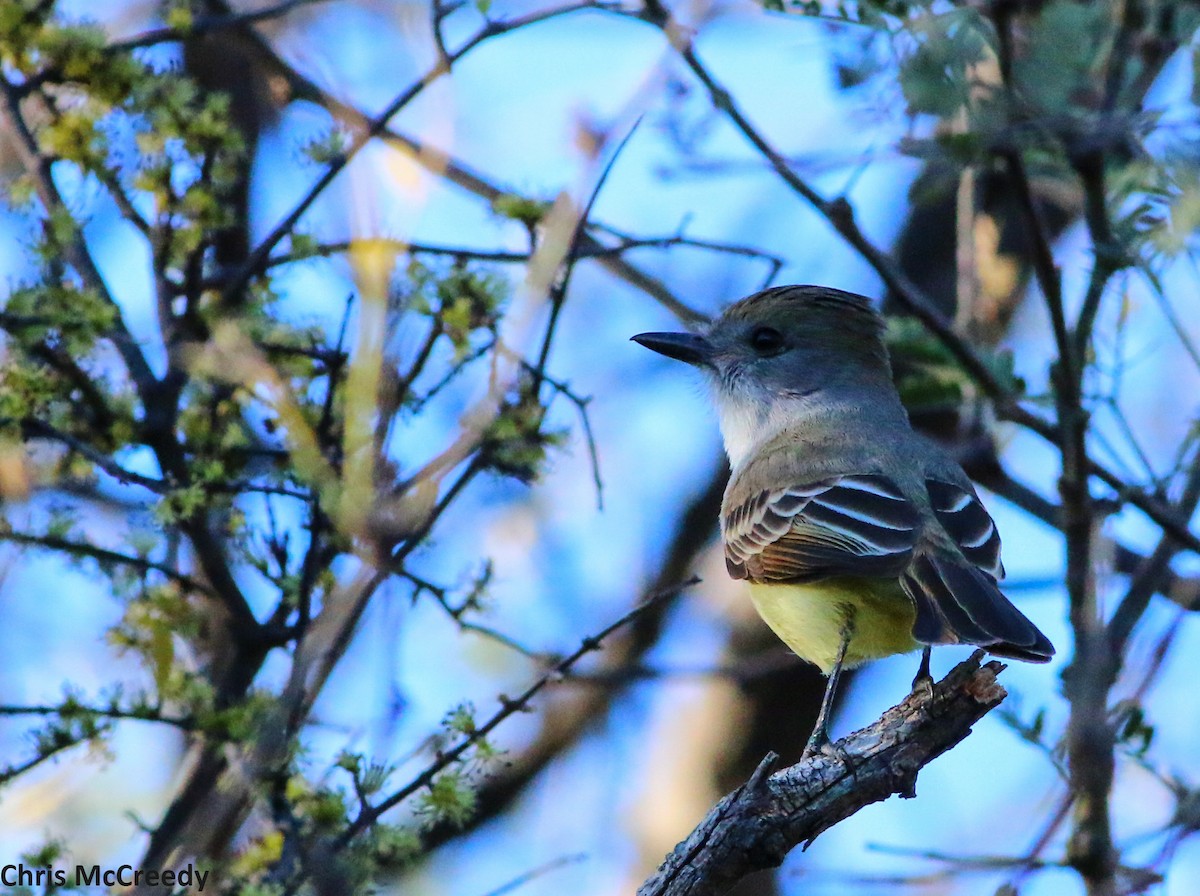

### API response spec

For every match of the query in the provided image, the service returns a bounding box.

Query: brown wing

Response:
[723,474,921,583]
[925,478,1004,579]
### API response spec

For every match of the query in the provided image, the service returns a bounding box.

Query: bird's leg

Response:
[911,645,934,700]
[802,620,853,760]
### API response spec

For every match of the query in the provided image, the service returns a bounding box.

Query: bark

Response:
[638,652,1007,896]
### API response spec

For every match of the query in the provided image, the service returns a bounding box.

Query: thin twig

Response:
[0,529,210,594]
[336,578,698,844]
[532,115,643,387]
[514,357,604,510]
[0,733,98,787]
[402,569,549,662]
[474,854,589,896]
[107,0,335,53]
[1108,451,1200,658]
[0,702,194,730]
[222,1,613,303]
[620,3,1200,559]
[21,418,165,492]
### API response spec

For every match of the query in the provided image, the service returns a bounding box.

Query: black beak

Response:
[631,331,713,367]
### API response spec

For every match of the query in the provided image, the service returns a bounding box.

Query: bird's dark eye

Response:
[749,326,784,356]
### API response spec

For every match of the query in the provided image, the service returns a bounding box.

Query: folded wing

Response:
[723,473,920,582]
[723,472,1055,662]
[901,545,1055,662]
[900,477,1053,661]
[926,478,1004,580]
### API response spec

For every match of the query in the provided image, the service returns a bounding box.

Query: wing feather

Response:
[926,479,1004,579]
[901,550,1054,662]
[724,473,920,582]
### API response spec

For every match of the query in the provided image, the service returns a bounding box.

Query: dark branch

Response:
[638,652,1007,896]
[108,0,334,52]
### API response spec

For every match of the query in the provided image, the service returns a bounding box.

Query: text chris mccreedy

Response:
[1,863,210,889]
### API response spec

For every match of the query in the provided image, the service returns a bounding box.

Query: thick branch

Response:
[638,653,1007,896]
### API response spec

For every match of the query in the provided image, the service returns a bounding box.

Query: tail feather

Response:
[901,550,1055,663]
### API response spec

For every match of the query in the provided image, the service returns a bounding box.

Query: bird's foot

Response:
[801,728,856,770]
[910,646,934,701]
[800,728,828,763]
[910,670,934,702]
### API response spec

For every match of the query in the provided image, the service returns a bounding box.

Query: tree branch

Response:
[638,652,1007,896]
[0,78,158,395]
[221,0,615,302]
[622,1,1200,559]
[108,0,334,52]
[178,0,708,324]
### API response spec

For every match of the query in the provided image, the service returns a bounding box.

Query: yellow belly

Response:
[747,577,919,674]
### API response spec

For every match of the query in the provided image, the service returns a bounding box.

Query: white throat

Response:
[713,391,803,471]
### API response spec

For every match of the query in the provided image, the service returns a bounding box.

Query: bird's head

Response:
[632,285,891,400]
[632,285,899,467]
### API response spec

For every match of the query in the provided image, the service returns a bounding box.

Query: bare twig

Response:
[265,233,780,284]
[402,569,549,662]
[107,0,336,53]
[475,854,589,896]
[222,0,614,303]
[1108,454,1200,657]
[337,577,698,844]
[532,114,643,387]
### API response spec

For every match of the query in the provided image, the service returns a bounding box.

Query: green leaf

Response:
[417,771,477,830]
[491,193,550,226]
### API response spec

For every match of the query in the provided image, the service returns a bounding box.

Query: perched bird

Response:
[633,285,1053,755]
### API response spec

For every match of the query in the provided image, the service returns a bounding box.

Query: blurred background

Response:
[1,0,1199,894]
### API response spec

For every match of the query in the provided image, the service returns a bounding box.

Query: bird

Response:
[632,284,1054,756]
